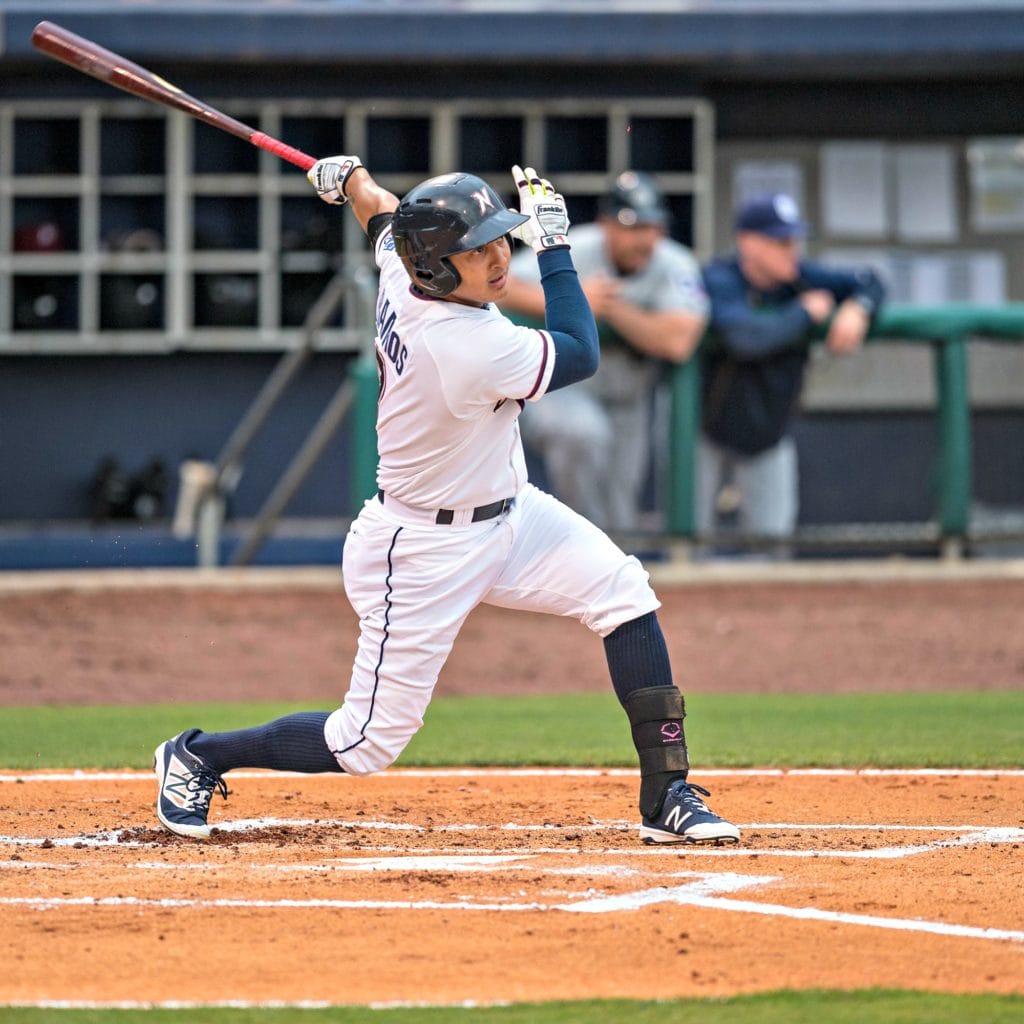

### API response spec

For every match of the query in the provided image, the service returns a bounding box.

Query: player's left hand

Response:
[308,155,363,205]
[511,165,570,253]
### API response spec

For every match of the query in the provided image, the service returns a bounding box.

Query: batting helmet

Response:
[391,172,529,298]
[598,170,670,228]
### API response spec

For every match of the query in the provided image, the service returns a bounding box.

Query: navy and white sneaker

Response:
[640,780,740,845]
[153,729,227,839]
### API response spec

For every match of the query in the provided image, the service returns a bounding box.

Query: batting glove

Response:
[511,164,570,253]
[307,155,363,206]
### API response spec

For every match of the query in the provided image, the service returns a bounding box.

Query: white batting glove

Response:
[307,155,363,206]
[511,164,570,253]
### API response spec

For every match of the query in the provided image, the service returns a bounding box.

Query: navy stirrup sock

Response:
[603,610,673,703]
[189,711,343,775]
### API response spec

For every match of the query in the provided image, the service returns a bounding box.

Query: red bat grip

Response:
[250,132,316,172]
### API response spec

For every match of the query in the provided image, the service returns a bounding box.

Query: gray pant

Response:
[520,384,652,533]
[696,434,798,539]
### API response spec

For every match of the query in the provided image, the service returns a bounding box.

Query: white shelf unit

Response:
[0,96,714,354]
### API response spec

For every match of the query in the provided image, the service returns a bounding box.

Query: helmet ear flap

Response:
[412,258,460,298]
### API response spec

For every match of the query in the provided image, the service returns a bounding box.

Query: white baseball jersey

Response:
[372,225,556,510]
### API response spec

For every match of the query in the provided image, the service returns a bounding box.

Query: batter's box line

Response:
[2,767,1024,782]
[0,822,1020,861]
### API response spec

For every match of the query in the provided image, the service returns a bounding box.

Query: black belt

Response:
[377,491,513,524]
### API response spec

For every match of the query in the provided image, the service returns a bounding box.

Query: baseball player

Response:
[153,157,738,847]
[699,193,886,547]
[501,172,709,533]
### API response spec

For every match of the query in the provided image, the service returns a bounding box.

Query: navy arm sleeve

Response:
[536,248,600,392]
[799,262,887,315]
[704,260,813,361]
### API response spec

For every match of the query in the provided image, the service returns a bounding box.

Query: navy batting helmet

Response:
[598,170,670,228]
[391,173,529,298]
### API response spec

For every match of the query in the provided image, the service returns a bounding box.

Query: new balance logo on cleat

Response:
[663,804,695,832]
[161,753,203,809]
[639,780,740,845]
[153,729,227,840]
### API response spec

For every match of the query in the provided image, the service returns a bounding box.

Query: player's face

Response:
[737,232,802,288]
[604,221,664,275]
[447,236,513,306]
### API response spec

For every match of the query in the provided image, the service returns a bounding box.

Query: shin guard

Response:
[623,685,689,819]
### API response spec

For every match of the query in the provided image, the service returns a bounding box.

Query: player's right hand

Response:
[308,155,363,205]
[511,164,570,253]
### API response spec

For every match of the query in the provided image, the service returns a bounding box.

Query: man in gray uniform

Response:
[501,171,708,533]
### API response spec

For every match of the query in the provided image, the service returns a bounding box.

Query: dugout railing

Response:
[349,304,1024,560]
[663,304,1024,558]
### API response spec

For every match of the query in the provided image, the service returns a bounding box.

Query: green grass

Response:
[1,990,1023,1023]
[1,690,1022,770]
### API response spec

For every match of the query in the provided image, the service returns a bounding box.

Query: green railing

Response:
[667,304,1024,541]
[350,304,1024,545]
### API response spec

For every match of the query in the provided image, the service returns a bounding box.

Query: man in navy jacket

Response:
[699,193,886,549]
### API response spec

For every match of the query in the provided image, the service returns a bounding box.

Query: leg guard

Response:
[623,685,689,819]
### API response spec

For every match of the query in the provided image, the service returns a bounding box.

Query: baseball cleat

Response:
[639,780,740,845]
[153,729,227,839]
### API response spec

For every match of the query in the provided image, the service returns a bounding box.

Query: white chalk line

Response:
[2,836,1021,965]
[1,820,1021,862]
[1,766,1022,782]
[0,872,782,915]
[2,870,1022,945]
[2,772,1020,954]
[0,1000,507,1011]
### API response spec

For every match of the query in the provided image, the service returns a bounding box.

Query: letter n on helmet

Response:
[391,173,529,298]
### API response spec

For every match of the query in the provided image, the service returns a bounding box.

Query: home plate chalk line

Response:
[2,768,1022,952]
[2,855,1023,944]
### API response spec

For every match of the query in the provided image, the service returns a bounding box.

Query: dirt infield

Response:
[1,769,1022,1006]
[2,569,1024,705]
[1,566,1023,1006]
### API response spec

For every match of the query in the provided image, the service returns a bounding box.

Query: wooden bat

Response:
[31,20,316,171]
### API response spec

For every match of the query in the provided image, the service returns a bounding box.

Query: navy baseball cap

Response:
[735,193,807,239]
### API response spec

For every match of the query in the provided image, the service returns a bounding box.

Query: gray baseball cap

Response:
[598,170,670,227]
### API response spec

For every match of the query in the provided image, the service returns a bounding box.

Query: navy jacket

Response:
[701,256,885,455]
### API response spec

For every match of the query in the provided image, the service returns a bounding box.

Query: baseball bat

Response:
[31,21,316,172]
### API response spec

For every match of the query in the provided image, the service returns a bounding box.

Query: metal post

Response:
[196,491,226,568]
[349,355,381,514]
[933,335,971,553]
[665,357,701,537]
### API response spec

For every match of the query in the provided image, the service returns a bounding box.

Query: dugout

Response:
[1,1,1023,566]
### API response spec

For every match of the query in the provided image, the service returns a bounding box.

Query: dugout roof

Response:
[3,1,1024,79]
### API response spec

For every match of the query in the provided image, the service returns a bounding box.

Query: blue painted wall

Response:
[0,352,356,523]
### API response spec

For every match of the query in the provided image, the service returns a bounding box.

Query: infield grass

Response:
[1,990,1023,1022]
[0,690,1022,770]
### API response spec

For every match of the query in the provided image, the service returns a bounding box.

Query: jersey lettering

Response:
[376,295,408,375]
